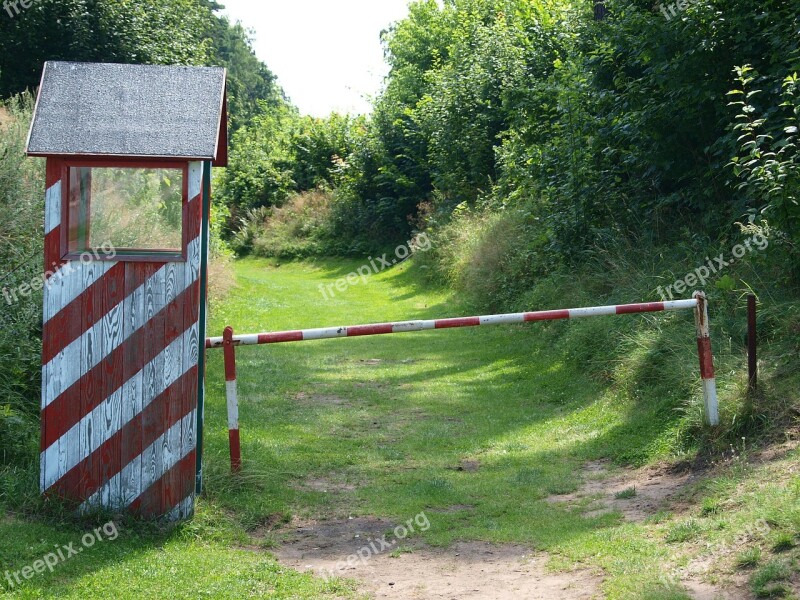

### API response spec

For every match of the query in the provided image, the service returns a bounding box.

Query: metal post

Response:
[747,294,757,391]
[223,326,241,472]
[693,292,719,426]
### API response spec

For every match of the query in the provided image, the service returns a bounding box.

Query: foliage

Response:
[215,102,299,220]
[0,0,215,97]
[729,66,800,254]
[0,95,45,465]
[246,189,336,259]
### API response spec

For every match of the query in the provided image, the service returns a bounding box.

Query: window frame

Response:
[61,158,190,263]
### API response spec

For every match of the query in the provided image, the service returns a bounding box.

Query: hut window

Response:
[65,162,187,260]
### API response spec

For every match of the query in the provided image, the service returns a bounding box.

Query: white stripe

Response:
[42,237,201,407]
[391,321,421,333]
[480,313,525,326]
[164,494,195,522]
[664,299,698,311]
[80,410,196,512]
[226,380,239,430]
[238,334,260,345]
[568,306,618,318]
[45,182,61,234]
[42,324,199,491]
[189,162,202,200]
[303,326,348,340]
[702,378,719,426]
[43,261,100,324]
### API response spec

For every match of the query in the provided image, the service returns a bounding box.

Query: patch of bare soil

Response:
[546,461,761,599]
[294,391,352,406]
[546,460,701,522]
[272,517,603,599]
[291,475,359,494]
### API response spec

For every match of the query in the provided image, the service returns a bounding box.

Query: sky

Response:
[220,0,412,117]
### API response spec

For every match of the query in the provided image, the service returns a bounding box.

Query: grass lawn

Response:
[1,257,798,598]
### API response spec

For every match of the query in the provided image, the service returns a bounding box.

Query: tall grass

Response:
[233,188,335,258]
[414,203,800,459]
[0,94,45,471]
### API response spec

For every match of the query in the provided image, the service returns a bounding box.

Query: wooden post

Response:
[693,292,719,426]
[223,326,241,473]
[748,294,757,391]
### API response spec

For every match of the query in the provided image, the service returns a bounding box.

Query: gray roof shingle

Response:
[27,62,227,165]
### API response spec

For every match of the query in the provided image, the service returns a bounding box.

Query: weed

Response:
[389,545,414,558]
[750,560,791,597]
[665,519,703,543]
[700,497,721,516]
[736,546,762,569]
[615,487,637,499]
[770,532,795,553]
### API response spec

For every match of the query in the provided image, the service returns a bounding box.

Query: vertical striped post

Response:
[223,326,241,472]
[693,292,719,426]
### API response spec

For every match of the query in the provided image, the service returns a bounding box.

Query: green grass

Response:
[1,257,799,599]
[751,560,792,597]
[737,546,762,569]
[615,487,637,500]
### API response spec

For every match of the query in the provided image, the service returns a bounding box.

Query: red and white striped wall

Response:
[209,297,720,472]
[41,159,207,520]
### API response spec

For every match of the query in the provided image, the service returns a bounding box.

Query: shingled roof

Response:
[26,61,228,166]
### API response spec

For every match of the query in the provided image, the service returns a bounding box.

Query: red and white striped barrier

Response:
[209,295,719,472]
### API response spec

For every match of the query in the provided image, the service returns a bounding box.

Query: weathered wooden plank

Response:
[41,265,64,493]
[77,260,106,502]
[162,262,184,512]
[179,185,204,519]
[141,267,165,515]
[120,263,145,506]
[99,262,124,508]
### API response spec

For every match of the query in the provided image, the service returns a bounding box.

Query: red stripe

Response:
[42,280,200,449]
[223,327,237,381]
[47,367,198,501]
[524,310,571,322]
[184,194,203,248]
[45,160,62,189]
[258,331,304,344]
[229,429,241,472]
[347,324,394,336]
[435,317,481,328]
[616,302,665,315]
[43,230,63,280]
[130,450,196,518]
[162,264,185,515]
[43,159,64,276]
[697,337,715,379]
[42,263,127,364]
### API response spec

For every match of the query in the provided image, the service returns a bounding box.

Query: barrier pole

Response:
[693,292,719,426]
[223,326,241,472]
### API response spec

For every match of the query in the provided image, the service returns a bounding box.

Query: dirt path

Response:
[273,516,603,599]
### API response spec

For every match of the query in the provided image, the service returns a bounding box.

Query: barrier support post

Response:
[693,292,719,426]
[223,326,242,472]
[748,294,758,392]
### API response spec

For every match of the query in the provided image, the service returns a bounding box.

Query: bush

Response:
[240,189,336,259]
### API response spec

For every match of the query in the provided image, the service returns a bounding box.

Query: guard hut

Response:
[26,61,228,520]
